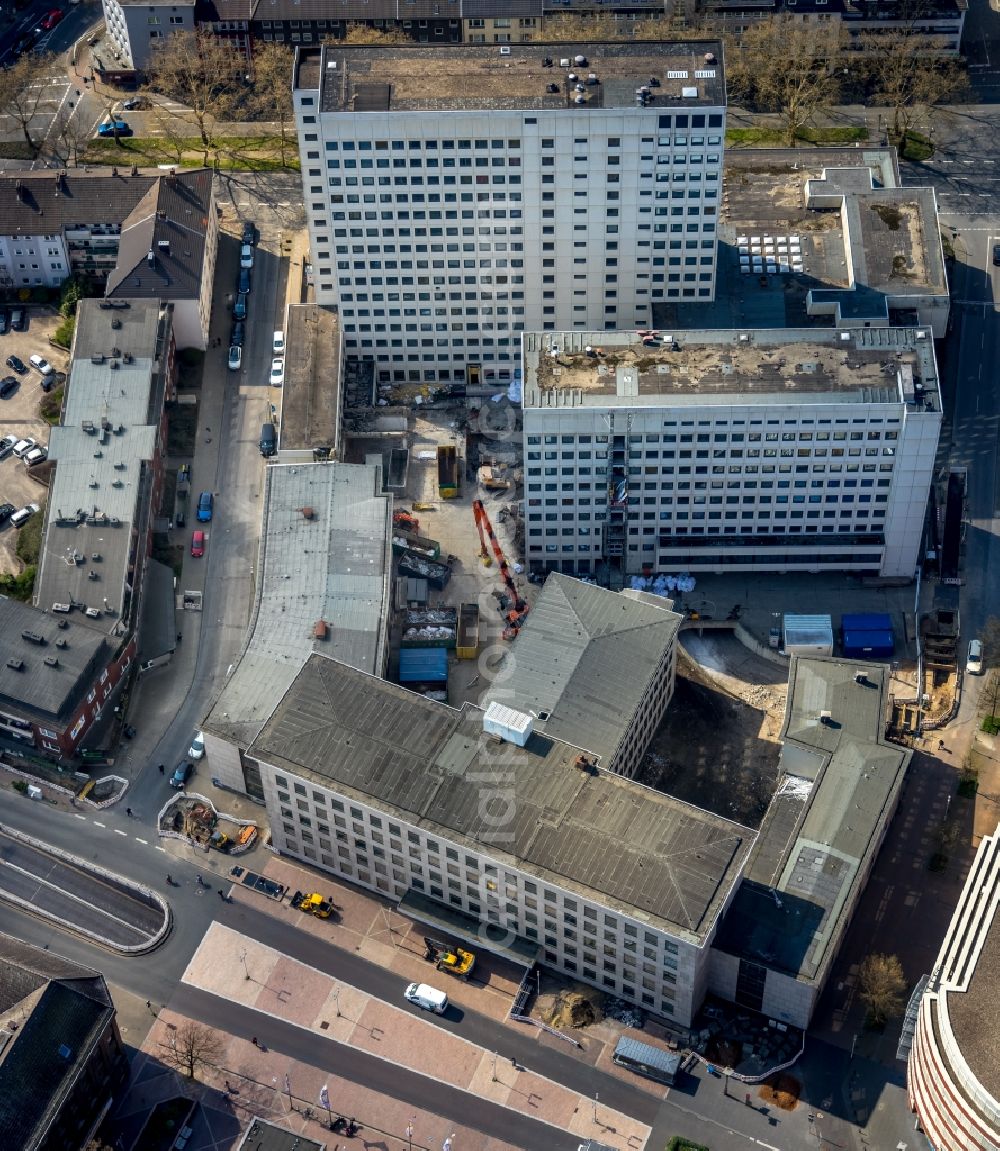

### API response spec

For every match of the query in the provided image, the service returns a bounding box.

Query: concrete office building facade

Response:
[248,652,752,1026]
[293,41,725,385]
[520,326,941,580]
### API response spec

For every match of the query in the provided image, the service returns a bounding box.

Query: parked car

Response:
[242,221,256,246]
[6,355,26,375]
[269,358,284,387]
[9,308,25,332]
[0,435,18,460]
[227,345,241,371]
[0,377,18,399]
[188,731,205,759]
[230,321,245,347]
[967,638,984,675]
[273,330,285,356]
[12,437,36,458]
[196,491,213,522]
[240,243,254,269]
[190,529,205,557]
[10,502,39,528]
[121,96,147,111]
[23,446,47,468]
[994,244,1000,268]
[238,268,250,295]
[233,295,247,321]
[0,503,14,526]
[170,761,193,789]
[97,119,132,138]
[40,9,63,30]
[29,354,53,376]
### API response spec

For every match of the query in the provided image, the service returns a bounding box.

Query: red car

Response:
[40,9,63,29]
[190,529,205,557]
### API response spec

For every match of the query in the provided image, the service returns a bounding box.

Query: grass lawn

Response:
[727,125,867,148]
[899,131,934,162]
[81,134,298,171]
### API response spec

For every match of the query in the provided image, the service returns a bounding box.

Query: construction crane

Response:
[472,500,527,631]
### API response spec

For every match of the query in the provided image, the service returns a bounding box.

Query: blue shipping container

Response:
[841,612,893,634]
[842,630,894,659]
[398,647,448,685]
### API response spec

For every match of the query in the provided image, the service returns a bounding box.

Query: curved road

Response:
[0,826,165,948]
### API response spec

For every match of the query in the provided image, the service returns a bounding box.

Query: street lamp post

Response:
[406,1119,414,1151]
[491,1051,498,1083]
[333,987,341,1018]
[723,1069,731,1098]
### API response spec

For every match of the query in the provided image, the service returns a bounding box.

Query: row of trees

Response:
[0,17,968,166]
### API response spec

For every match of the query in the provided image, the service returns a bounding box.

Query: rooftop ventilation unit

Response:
[819,710,833,724]
[44,656,59,668]
[6,659,23,671]
[483,701,533,747]
[21,631,45,645]
[574,55,587,66]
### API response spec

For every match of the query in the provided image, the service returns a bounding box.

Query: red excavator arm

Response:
[473,499,526,616]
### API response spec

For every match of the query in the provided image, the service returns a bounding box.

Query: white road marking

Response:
[74,813,87,820]
[134,837,148,845]
[155,845,167,853]
[93,821,105,828]
[114,828,128,837]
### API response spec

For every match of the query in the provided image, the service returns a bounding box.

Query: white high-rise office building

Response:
[293,41,726,385]
[521,326,941,581]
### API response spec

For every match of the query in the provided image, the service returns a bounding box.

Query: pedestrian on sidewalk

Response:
[251,1036,259,1048]
[126,807,133,818]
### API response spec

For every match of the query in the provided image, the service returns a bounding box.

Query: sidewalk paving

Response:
[181,922,651,1150]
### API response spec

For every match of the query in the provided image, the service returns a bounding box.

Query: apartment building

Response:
[293,41,725,385]
[482,572,681,778]
[0,935,129,1151]
[14,300,178,758]
[520,326,940,581]
[247,650,752,1026]
[707,0,966,56]
[0,171,160,290]
[101,0,195,70]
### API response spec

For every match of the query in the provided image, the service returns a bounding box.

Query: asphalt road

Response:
[0,826,165,946]
[169,983,580,1151]
[0,797,803,1149]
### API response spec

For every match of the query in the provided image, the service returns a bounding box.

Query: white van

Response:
[967,639,984,675]
[403,982,448,1014]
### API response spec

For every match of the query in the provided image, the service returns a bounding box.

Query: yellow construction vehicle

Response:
[291,891,338,919]
[424,937,476,978]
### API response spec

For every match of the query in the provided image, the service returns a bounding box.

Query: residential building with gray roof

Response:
[0,933,128,1151]
[23,298,178,757]
[0,168,217,349]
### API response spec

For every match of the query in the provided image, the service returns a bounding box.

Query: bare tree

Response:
[47,104,94,167]
[145,30,242,163]
[858,953,907,1027]
[0,54,55,158]
[248,42,295,168]
[726,18,845,146]
[858,29,967,143]
[341,25,410,45]
[161,1021,224,1080]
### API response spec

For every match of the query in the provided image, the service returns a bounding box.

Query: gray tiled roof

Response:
[0,598,111,722]
[0,170,157,239]
[105,169,213,302]
[204,462,392,748]
[0,934,114,1151]
[483,574,681,765]
[251,654,751,941]
[714,657,910,983]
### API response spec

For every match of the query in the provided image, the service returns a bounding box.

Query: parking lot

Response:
[0,307,67,574]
